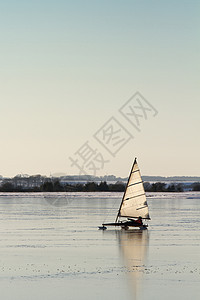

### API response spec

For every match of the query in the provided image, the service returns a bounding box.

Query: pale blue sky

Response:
[0,0,199,177]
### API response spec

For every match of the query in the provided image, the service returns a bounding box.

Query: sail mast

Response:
[115,158,137,223]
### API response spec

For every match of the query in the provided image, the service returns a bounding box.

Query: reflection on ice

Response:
[100,228,149,300]
[117,230,149,300]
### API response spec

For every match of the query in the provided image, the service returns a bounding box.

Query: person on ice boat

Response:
[127,216,143,226]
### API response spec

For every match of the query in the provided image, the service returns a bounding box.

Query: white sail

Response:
[119,158,150,219]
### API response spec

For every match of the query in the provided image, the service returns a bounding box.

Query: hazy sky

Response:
[0,0,199,177]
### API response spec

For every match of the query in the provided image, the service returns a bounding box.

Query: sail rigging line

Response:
[102,196,120,224]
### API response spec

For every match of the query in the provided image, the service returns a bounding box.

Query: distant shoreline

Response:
[0,180,199,193]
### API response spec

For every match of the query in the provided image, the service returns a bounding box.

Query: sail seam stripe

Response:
[136,205,148,210]
[128,181,143,187]
[119,214,150,220]
[131,170,139,174]
[124,193,145,201]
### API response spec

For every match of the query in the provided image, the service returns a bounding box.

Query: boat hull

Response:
[102,221,148,229]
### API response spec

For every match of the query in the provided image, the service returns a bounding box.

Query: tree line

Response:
[0,180,200,192]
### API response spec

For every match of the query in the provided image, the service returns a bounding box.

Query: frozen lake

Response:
[0,192,200,300]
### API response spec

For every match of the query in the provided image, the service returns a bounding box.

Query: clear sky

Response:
[0,0,199,177]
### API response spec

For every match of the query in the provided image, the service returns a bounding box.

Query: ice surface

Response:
[0,192,200,300]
